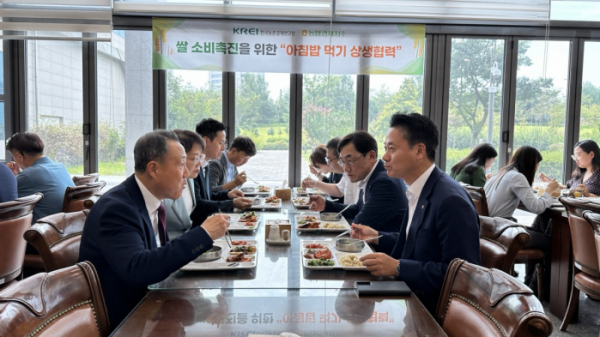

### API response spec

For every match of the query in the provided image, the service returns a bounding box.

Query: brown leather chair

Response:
[436,259,552,337]
[559,197,600,331]
[479,216,531,274]
[462,184,490,216]
[72,173,99,186]
[0,194,43,291]
[23,210,90,272]
[0,261,110,337]
[61,181,106,213]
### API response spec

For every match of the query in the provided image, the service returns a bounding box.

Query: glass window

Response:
[97,31,153,189]
[579,42,600,146]
[0,103,5,161]
[27,39,84,175]
[167,70,222,130]
[301,74,356,178]
[0,41,4,95]
[235,73,290,184]
[513,40,570,180]
[446,38,505,174]
[368,75,424,154]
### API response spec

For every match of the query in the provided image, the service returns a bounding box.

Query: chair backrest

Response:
[0,193,43,286]
[588,212,600,271]
[24,210,90,272]
[561,197,600,278]
[436,259,552,337]
[479,216,531,273]
[462,184,490,216]
[0,261,110,337]
[61,181,106,213]
[72,173,99,186]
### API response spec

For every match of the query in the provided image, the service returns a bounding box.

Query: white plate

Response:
[295,215,350,232]
[240,186,272,197]
[180,240,258,271]
[334,252,368,270]
[219,213,261,231]
[294,187,309,196]
[248,198,282,211]
[292,197,311,209]
[301,240,373,271]
[306,188,328,196]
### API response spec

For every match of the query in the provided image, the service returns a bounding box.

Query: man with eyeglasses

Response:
[309,131,407,232]
[302,137,359,205]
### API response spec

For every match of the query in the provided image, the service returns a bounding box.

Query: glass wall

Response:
[301,74,356,179]
[445,38,505,174]
[579,42,600,146]
[235,72,289,184]
[513,40,570,180]
[167,70,222,130]
[97,31,153,188]
[26,38,84,175]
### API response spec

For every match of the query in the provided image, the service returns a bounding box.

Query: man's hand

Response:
[309,165,319,176]
[233,197,252,210]
[227,189,244,199]
[232,171,247,187]
[6,161,19,176]
[538,173,552,182]
[302,177,317,189]
[201,214,230,240]
[308,195,326,212]
[350,224,379,243]
[359,253,399,277]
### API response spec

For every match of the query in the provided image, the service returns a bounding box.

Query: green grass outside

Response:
[68,161,126,175]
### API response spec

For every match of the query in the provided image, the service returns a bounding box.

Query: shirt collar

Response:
[134,174,162,216]
[358,159,380,189]
[406,164,436,201]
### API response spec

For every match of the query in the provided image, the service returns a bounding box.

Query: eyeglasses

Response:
[188,154,206,164]
[325,156,339,165]
[338,154,366,168]
[571,153,582,161]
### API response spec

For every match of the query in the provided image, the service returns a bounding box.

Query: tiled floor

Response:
[513,209,600,337]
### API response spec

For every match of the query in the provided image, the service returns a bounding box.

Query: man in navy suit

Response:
[79,130,230,330]
[353,113,480,315]
[309,131,407,232]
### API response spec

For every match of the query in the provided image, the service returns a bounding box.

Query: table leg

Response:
[550,214,573,318]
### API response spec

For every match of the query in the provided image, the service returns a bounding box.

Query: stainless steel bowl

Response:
[251,198,262,205]
[194,246,222,262]
[320,212,342,221]
[241,187,255,193]
[335,238,365,252]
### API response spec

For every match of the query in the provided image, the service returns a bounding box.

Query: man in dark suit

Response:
[353,113,480,315]
[209,135,256,193]
[190,119,252,225]
[78,130,230,330]
[309,131,407,232]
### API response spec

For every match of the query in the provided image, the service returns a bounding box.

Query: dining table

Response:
[110,196,447,337]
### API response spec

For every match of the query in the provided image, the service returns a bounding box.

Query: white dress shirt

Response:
[135,175,162,247]
[405,164,436,238]
[336,174,360,204]
[223,151,236,183]
[182,181,194,215]
[357,160,381,204]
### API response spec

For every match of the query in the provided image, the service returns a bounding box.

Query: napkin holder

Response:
[274,188,291,201]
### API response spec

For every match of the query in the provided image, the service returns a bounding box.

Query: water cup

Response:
[269,224,281,241]
[281,229,290,241]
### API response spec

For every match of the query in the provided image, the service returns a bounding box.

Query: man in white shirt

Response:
[352,113,480,315]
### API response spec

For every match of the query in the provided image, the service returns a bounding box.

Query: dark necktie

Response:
[204,166,211,201]
[157,202,167,246]
[357,188,365,208]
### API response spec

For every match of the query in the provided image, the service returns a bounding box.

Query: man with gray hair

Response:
[79,130,230,331]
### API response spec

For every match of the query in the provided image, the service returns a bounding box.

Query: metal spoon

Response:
[350,235,383,245]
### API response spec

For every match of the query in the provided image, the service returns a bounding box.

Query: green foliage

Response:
[166,71,221,130]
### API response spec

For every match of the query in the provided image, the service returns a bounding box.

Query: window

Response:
[513,40,570,180]
[301,74,356,178]
[368,74,424,154]
[167,70,222,130]
[27,38,84,174]
[97,31,153,189]
[235,72,290,184]
[578,42,600,147]
[446,38,505,173]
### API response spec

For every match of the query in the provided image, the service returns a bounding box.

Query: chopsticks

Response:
[218,210,232,248]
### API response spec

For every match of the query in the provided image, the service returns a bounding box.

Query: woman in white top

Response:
[484,146,559,220]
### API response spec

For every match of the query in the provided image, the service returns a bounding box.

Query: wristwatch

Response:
[395,261,401,277]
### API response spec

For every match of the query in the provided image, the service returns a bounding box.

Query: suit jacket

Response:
[164,179,196,239]
[189,175,234,226]
[323,160,407,232]
[78,174,213,330]
[209,152,238,192]
[196,165,230,201]
[377,166,481,314]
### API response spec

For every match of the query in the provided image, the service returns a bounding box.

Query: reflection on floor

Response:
[513,209,599,337]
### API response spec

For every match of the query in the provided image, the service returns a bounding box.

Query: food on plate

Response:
[257,185,270,192]
[321,222,346,229]
[305,243,325,249]
[239,211,258,222]
[297,216,318,224]
[230,245,257,254]
[265,196,280,203]
[244,221,255,227]
[226,254,254,262]
[304,248,332,259]
[339,254,363,267]
[293,198,308,205]
[296,187,304,193]
[307,258,334,267]
[231,240,247,245]
[299,222,320,229]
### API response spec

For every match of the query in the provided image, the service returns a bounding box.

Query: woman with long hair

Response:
[450,143,498,187]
